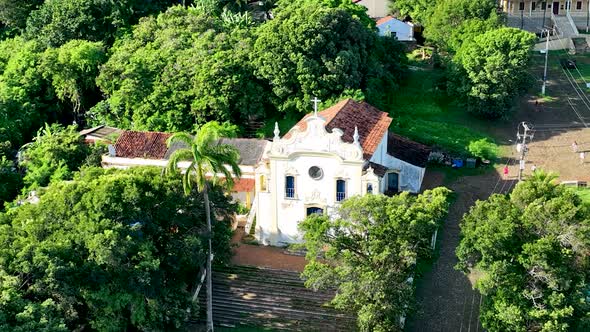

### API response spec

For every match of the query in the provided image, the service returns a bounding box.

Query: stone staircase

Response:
[196,265,357,331]
[554,15,579,37]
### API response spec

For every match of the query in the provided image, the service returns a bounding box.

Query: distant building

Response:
[501,0,587,16]
[353,0,389,18]
[79,125,122,144]
[376,16,414,41]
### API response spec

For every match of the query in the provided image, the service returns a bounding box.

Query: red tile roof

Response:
[232,178,255,192]
[375,16,395,26]
[285,99,392,160]
[114,131,171,159]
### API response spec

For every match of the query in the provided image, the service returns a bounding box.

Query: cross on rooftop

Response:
[311,97,321,117]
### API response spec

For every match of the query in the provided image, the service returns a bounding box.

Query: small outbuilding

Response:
[376,16,415,41]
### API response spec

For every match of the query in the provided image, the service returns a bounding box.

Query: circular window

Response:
[308,166,323,180]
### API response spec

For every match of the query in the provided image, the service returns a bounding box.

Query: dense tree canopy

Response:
[25,0,180,48]
[456,172,590,331]
[0,0,43,31]
[300,188,451,331]
[254,0,406,114]
[450,27,535,118]
[0,38,106,154]
[93,5,269,132]
[19,123,98,191]
[388,0,433,23]
[0,167,235,331]
[425,0,499,52]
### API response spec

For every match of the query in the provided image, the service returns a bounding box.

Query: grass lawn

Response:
[385,68,498,156]
[532,49,590,83]
[573,187,590,203]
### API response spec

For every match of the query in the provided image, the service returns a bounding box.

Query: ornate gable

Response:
[269,115,363,162]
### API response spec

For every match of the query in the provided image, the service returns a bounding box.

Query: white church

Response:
[89,99,431,246]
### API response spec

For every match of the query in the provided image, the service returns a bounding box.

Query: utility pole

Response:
[521,9,524,29]
[542,28,551,95]
[517,122,534,181]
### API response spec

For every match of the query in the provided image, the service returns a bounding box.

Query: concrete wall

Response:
[357,0,389,18]
[378,19,414,41]
[534,37,574,50]
[369,133,426,193]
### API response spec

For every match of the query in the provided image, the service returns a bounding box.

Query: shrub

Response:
[468,138,498,160]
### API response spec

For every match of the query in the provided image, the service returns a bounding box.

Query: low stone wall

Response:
[534,37,574,51]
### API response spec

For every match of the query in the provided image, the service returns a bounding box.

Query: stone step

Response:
[210,284,335,304]
[198,265,358,330]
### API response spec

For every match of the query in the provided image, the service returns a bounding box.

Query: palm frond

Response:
[166,149,193,175]
[167,132,194,147]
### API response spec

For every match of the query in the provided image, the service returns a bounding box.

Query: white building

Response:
[96,99,431,247]
[254,99,430,246]
[376,16,414,41]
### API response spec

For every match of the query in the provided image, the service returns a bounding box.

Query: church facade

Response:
[94,99,431,247]
[252,99,430,246]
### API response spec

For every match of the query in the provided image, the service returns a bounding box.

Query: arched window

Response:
[260,175,267,191]
[285,176,295,198]
[367,183,373,194]
[336,179,346,202]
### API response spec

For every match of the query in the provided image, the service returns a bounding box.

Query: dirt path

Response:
[407,170,514,332]
[407,52,590,331]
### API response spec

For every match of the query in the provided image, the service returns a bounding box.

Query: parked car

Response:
[560,58,577,69]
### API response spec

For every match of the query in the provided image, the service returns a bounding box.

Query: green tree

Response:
[0,37,106,153]
[450,27,535,118]
[0,0,43,31]
[0,166,235,331]
[253,0,404,114]
[41,40,106,117]
[25,0,179,48]
[20,123,91,190]
[389,0,433,23]
[300,188,451,331]
[93,5,269,132]
[424,0,499,51]
[0,155,22,207]
[166,121,242,331]
[456,171,590,331]
[0,37,55,151]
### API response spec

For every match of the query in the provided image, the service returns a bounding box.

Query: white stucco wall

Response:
[369,132,425,193]
[357,0,389,18]
[255,116,364,246]
[269,154,363,244]
[377,19,414,41]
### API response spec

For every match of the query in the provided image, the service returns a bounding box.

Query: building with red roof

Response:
[94,99,430,246]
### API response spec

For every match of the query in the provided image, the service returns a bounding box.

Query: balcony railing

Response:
[336,192,346,202]
[285,188,295,198]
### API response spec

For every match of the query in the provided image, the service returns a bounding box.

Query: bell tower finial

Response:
[353,126,359,145]
[311,97,321,117]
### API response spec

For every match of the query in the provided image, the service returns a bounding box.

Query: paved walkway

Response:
[230,229,307,272]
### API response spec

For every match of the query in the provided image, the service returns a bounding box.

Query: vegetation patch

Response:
[387,69,496,156]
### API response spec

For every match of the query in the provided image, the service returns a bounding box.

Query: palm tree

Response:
[166,122,241,332]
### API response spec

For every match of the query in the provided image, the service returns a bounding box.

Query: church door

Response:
[306,207,324,216]
[386,172,399,194]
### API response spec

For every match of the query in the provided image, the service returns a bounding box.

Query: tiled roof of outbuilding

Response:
[387,132,431,168]
[115,131,171,159]
[113,131,268,166]
[285,99,392,160]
